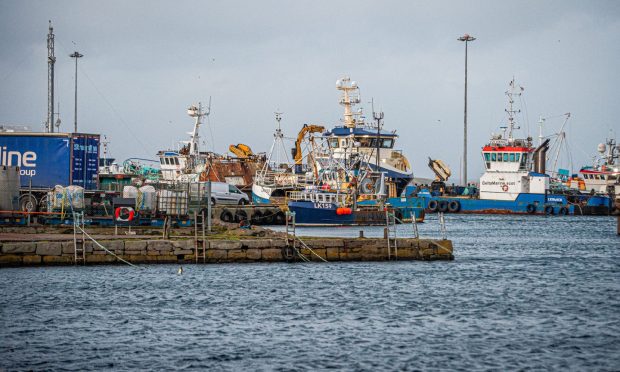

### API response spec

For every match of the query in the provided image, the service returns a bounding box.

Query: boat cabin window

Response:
[329,138,339,148]
[515,153,520,162]
[509,153,515,162]
[341,139,349,147]
[503,153,509,162]
[609,174,617,181]
[519,153,528,170]
[160,158,165,165]
[382,139,394,148]
[497,153,503,162]
[174,158,179,165]
[491,153,497,161]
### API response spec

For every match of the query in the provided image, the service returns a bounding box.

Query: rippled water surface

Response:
[1,215,619,370]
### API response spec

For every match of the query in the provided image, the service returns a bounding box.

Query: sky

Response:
[0,0,618,181]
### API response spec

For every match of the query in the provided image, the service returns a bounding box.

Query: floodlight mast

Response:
[458,33,476,185]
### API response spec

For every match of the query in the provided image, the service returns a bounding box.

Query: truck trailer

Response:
[0,132,100,211]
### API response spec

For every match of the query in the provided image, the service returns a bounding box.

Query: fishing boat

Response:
[287,145,424,226]
[251,113,316,205]
[578,138,620,197]
[419,79,612,215]
[253,77,414,205]
[157,103,265,190]
[319,77,412,197]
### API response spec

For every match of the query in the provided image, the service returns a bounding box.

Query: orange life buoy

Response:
[115,207,135,222]
[502,184,509,192]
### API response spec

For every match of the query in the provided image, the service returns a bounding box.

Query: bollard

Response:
[383,227,388,239]
[359,230,364,238]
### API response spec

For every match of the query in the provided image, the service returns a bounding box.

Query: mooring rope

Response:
[76,226,144,269]
[295,237,328,262]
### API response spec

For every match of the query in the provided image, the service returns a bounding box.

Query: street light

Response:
[70,51,83,133]
[458,33,475,186]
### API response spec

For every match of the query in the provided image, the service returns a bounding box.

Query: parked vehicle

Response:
[210,182,250,205]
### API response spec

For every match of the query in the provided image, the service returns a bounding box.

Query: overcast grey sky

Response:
[1,0,618,180]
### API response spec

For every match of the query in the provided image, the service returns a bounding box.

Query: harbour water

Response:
[1,215,618,370]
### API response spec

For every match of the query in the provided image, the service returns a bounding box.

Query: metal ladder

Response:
[438,212,447,240]
[73,212,86,265]
[194,211,207,263]
[385,209,398,260]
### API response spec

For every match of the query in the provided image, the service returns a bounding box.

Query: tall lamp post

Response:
[70,51,83,133]
[458,33,475,186]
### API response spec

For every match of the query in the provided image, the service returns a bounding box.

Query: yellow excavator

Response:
[229,143,254,158]
[293,124,325,165]
[428,157,451,192]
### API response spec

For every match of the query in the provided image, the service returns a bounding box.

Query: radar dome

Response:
[598,143,606,153]
[351,81,358,88]
[336,80,342,88]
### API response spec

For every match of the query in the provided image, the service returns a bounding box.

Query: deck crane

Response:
[428,157,452,191]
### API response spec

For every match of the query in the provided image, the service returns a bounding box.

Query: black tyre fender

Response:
[438,200,449,213]
[558,206,568,215]
[544,205,554,215]
[261,210,274,224]
[220,209,234,223]
[526,204,536,214]
[448,200,461,213]
[274,211,286,225]
[251,210,263,224]
[427,199,439,212]
[235,209,248,223]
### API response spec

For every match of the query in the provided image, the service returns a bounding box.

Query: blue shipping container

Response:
[0,133,100,190]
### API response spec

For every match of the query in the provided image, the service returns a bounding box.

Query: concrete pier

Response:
[0,236,454,266]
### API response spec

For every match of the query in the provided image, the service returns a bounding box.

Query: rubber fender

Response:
[395,209,404,223]
[274,211,286,225]
[235,209,248,223]
[558,206,568,215]
[220,209,234,223]
[544,205,554,215]
[447,200,461,213]
[526,204,536,214]
[261,210,274,224]
[427,199,439,212]
[251,210,263,224]
[438,200,449,213]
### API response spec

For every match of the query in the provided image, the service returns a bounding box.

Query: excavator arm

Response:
[294,124,325,165]
[229,143,254,158]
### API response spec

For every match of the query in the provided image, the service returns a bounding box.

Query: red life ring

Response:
[501,184,509,192]
[115,207,135,222]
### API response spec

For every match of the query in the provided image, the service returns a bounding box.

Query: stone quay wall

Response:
[0,238,454,266]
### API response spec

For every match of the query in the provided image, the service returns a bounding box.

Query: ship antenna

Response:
[46,20,56,133]
[504,78,522,141]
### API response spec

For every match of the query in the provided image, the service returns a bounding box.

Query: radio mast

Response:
[47,21,56,133]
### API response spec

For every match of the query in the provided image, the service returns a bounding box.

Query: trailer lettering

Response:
[0,147,37,167]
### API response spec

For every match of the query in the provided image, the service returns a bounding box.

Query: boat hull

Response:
[417,192,611,215]
[288,200,424,226]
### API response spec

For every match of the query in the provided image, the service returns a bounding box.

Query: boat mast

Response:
[46,21,56,133]
[504,79,522,142]
[336,77,360,128]
[187,103,205,156]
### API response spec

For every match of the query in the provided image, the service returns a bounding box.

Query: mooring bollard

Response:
[359,230,364,238]
[383,228,388,239]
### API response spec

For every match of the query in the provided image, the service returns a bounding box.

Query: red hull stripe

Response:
[482,146,532,152]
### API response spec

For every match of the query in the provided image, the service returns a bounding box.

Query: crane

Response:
[229,143,254,158]
[293,124,325,165]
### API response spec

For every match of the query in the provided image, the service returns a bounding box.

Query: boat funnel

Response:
[532,138,550,174]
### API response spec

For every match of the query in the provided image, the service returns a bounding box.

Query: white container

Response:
[138,185,157,211]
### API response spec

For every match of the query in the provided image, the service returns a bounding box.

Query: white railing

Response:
[287,190,347,205]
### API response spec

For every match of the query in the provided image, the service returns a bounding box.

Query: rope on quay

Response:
[76,226,144,269]
[296,237,328,262]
